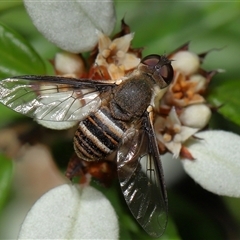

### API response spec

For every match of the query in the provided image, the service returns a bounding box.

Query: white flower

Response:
[162,72,205,107]
[18,185,119,239]
[95,31,140,79]
[23,0,116,53]
[154,107,199,158]
[181,130,240,197]
[21,0,240,229]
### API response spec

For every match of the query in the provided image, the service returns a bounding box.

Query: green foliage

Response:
[0,4,58,62]
[115,1,240,132]
[0,1,22,12]
[169,190,225,240]
[0,1,240,239]
[0,155,13,212]
[115,2,240,76]
[224,197,240,225]
[0,21,47,125]
[0,22,46,78]
[208,79,240,125]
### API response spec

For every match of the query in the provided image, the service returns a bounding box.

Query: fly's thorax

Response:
[73,106,127,162]
[110,77,152,121]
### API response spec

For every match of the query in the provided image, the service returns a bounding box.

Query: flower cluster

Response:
[53,23,217,162]
[22,8,240,198]
[40,20,240,200]
[53,20,142,82]
[2,3,240,240]
[154,43,218,159]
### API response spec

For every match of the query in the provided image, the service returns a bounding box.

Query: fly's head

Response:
[138,54,174,89]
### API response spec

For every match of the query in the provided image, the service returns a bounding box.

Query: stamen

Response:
[102,49,110,58]
[163,133,172,142]
[173,124,181,133]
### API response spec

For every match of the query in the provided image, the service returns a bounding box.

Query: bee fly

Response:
[0,54,173,237]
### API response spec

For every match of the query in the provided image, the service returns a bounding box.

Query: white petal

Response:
[168,107,181,126]
[164,140,182,158]
[182,130,240,197]
[97,31,112,52]
[24,1,116,53]
[189,74,207,92]
[122,53,141,70]
[112,33,134,53]
[177,126,199,142]
[18,185,119,239]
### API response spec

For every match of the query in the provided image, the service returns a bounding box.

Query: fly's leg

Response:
[65,154,117,187]
[65,154,90,185]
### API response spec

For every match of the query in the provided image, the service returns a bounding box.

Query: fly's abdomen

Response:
[74,107,127,161]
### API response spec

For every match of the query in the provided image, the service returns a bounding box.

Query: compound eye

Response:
[160,63,174,85]
[141,55,160,68]
[159,64,168,78]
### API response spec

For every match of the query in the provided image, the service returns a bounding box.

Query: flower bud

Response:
[54,52,85,76]
[171,51,200,75]
[179,104,211,129]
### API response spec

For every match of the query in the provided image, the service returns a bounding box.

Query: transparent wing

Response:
[0,75,115,122]
[117,111,168,238]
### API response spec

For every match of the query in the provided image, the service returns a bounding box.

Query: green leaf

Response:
[132,216,180,240]
[0,1,22,12]
[0,105,24,125]
[208,79,240,125]
[0,5,59,63]
[0,22,46,79]
[169,190,225,240]
[223,197,240,225]
[0,154,13,212]
[115,2,240,81]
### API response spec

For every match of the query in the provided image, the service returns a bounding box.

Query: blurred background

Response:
[0,1,240,239]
